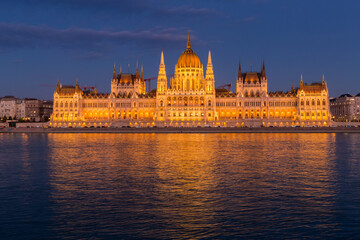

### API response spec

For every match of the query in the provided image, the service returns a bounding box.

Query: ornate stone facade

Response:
[50,34,331,127]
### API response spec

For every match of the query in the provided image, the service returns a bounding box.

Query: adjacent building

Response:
[330,93,360,121]
[51,34,332,127]
[0,96,53,121]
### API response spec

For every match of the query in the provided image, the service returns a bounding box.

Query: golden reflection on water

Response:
[46,133,340,238]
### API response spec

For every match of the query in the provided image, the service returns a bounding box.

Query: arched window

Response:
[65,102,68,108]
[239,101,242,107]
[256,91,260,97]
[208,100,212,106]
[55,102,58,108]
[250,91,254,97]
[167,97,171,106]
[245,91,249,97]
[74,102,77,108]
[322,99,326,106]
[312,99,315,106]
[306,101,310,106]
[200,97,204,106]
[160,100,163,107]
[317,99,320,106]
[69,102,73,108]
[301,100,304,106]
[60,102,63,108]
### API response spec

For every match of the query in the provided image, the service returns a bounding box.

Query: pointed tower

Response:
[300,74,304,88]
[157,50,167,94]
[205,49,215,94]
[119,65,122,75]
[261,60,265,77]
[113,63,117,79]
[136,62,140,79]
[141,65,144,81]
[238,60,242,79]
[236,60,243,94]
[291,83,294,91]
[94,84,97,94]
[322,74,325,88]
[56,79,60,92]
[75,78,80,93]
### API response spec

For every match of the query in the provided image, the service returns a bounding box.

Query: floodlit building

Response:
[330,93,360,121]
[0,96,52,121]
[51,34,332,128]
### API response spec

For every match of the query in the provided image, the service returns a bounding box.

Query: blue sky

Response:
[0,0,359,99]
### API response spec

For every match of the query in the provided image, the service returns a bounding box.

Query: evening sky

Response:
[0,0,359,99]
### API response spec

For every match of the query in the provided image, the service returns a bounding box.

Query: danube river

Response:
[0,133,359,239]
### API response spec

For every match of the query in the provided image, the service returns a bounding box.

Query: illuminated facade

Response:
[50,34,331,127]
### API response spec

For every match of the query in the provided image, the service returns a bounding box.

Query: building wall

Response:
[330,95,360,121]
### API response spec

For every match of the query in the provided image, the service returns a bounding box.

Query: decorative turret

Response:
[261,60,265,77]
[205,49,215,93]
[75,78,80,93]
[56,79,60,92]
[141,65,144,81]
[238,60,242,79]
[94,84,97,94]
[291,83,294,91]
[119,65,122,75]
[113,63,117,79]
[157,50,167,94]
[136,62,140,79]
[322,74,326,88]
[300,74,304,88]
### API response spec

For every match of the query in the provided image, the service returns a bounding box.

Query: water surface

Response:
[0,133,359,239]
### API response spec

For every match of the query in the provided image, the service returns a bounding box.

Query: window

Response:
[208,100,212,106]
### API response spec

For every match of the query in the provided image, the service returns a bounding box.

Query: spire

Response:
[160,50,165,66]
[119,65,122,75]
[141,65,144,80]
[94,84,97,94]
[205,49,214,93]
[157,50,167,94]
[291,83,294,91]
[113,62,117,79]
[261,59,265,76]
[75,78,80,92]
[187,31,191,49]
[136,61,139,78]
[238,60,242,79]
[207,49,212,66]
[56,79,60,92]
[300,74,303,88]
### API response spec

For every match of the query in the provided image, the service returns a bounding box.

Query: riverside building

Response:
[50,34,332,128]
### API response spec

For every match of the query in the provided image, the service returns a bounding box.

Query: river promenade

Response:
[1,127,360,133]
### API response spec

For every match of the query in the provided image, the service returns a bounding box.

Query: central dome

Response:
[176,33,202,68]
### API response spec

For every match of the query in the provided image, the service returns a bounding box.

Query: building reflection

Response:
[46,133,342,238]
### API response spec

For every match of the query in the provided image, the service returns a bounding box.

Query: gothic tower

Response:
[157,50,167,94]
[205,49,215,94]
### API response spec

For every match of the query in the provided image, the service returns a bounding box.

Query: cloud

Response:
[0,22,188,56]
[4,0,221,17]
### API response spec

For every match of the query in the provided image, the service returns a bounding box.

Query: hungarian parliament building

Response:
[50,34,331,127]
